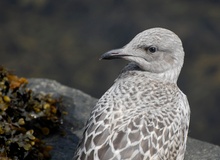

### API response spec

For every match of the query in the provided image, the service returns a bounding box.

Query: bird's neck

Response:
[120,63,181,83]
[156,68,181,83]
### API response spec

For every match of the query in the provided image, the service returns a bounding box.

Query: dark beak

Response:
[100,49,129,60]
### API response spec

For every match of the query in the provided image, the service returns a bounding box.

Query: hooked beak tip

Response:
[100,48,128,60]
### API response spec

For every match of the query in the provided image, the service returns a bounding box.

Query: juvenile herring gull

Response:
[73,27,190,160]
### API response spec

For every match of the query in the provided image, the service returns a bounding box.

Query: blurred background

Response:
[0,0,220,145]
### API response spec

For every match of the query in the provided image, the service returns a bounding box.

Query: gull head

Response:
[100,28,185,82]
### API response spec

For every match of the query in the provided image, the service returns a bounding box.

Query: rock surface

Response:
[27,78,220,160]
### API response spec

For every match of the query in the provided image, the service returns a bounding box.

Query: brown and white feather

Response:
[73,28,190,160]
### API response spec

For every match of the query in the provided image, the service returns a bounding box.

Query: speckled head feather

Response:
[73,28,190,160]
[101,27,184,83]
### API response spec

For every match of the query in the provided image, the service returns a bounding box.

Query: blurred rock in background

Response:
[0,0,220,145]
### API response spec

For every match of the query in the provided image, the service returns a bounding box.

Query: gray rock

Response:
[185,138,220,160]
[27,78,220,160]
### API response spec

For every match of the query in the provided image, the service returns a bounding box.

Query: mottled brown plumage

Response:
[73,28,190,160]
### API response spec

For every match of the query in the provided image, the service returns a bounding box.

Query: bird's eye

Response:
[148,46,157,53]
